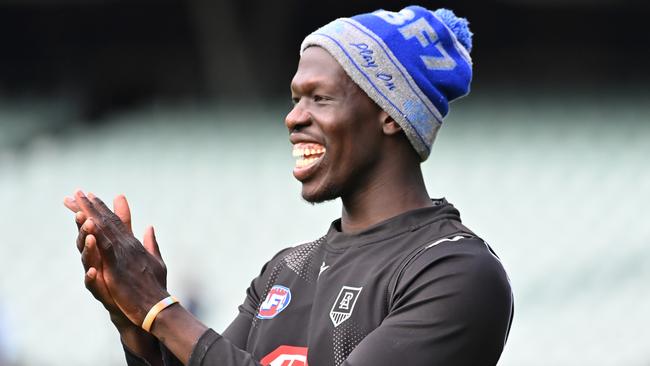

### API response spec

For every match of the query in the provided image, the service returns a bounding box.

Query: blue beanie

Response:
[300,6,473,161]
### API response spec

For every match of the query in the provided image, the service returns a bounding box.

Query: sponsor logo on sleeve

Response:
[330,286,362,327]
[257,285,292,319]
[261,345,308,366]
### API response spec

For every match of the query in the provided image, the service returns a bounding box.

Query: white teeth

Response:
[292,145,326,159]
[295,156,320,168]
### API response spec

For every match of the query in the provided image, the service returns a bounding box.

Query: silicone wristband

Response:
[141,295,179,332]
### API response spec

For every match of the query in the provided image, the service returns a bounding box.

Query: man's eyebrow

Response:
[291,77,334,94]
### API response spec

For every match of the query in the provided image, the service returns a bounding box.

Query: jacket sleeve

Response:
[339,237,514,366]
[123,343,184,366]
[123,316,262,366]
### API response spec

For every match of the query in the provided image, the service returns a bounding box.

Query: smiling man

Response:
[65,5,513,366]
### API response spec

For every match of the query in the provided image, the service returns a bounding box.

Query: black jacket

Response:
[127,199,514,366]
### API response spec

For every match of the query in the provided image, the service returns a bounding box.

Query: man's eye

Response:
[291,97,300,105]
[313,95,327,102]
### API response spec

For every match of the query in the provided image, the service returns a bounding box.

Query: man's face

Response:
[286,47,385,203]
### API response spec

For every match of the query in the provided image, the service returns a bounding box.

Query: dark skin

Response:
[288,47,432,232]
[63,46,433,364]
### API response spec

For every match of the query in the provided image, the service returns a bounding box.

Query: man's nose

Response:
[285,102,311,132]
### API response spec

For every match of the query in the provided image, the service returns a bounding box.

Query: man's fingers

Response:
[63,196,80,213]
[76,219,96,253]
[78,217,117,265]
[143,226,163,261]
[87,192,114,218]
[93,225,117,265]
[84,267,98,294]
[75,211,86,230]
[82,235,115,310]
[75,190,101,219]
[84,267,107,303]
[69,192,131,233]
[88,192,127,238]
[113,194,133,234]
[81,236,92,272]
[81,234,102,273]
[85,267,98,283]
[77,214,115,263]
[143,225,167,288]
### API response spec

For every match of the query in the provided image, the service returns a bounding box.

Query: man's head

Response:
[287,46,407,203]
[287,6,473,203]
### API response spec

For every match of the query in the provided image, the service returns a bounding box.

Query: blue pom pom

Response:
[433,8,473,53]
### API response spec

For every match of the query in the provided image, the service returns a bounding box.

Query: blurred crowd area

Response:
[1,0,650,365]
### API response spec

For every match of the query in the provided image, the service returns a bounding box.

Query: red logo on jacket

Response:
[257,285,292,319]
[261,345,308,366]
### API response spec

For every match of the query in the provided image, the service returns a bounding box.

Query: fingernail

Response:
[88,192,96,199]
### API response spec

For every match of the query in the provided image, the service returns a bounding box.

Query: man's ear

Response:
[380,111,402,136]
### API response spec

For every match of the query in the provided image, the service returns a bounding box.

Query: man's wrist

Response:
[142,295,178,332]
[111,313,135,330]
[149,303,209,364]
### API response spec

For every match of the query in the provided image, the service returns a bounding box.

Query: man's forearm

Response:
[119,325,164,366]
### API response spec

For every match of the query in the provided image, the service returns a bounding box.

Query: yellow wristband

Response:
[141,295,179,332]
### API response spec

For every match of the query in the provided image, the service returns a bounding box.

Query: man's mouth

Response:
[292,143,326,169]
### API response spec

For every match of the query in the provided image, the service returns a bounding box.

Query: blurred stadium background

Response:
[1,0,649,365]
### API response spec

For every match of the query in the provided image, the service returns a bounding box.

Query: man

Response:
[64,5,513,366]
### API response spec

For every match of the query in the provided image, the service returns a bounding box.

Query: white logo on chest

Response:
[330,286,363,327]
[319,262,330,278]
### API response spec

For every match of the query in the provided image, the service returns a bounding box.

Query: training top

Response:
[125,199,514,366]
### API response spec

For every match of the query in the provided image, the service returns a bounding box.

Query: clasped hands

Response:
[64,190,169,331]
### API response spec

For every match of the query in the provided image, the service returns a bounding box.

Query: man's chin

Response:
[301,185,340,204]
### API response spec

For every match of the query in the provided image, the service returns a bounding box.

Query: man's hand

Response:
[65,191,168,326]
[65,193,167,365]
[66,191,212,365]
[69,195,128,330]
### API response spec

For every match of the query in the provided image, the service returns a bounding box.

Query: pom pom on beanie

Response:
[433,8,473,53]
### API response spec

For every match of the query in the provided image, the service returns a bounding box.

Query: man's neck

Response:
[339,164,432,233]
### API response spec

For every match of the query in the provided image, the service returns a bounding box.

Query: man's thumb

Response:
[143,225,163,261]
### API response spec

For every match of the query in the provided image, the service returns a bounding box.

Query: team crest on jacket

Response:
[330,286,363,327]
[257,285,292,319]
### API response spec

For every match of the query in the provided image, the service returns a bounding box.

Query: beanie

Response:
[300,6,473,161]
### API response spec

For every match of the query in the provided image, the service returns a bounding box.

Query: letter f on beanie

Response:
[300,6,473,161]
